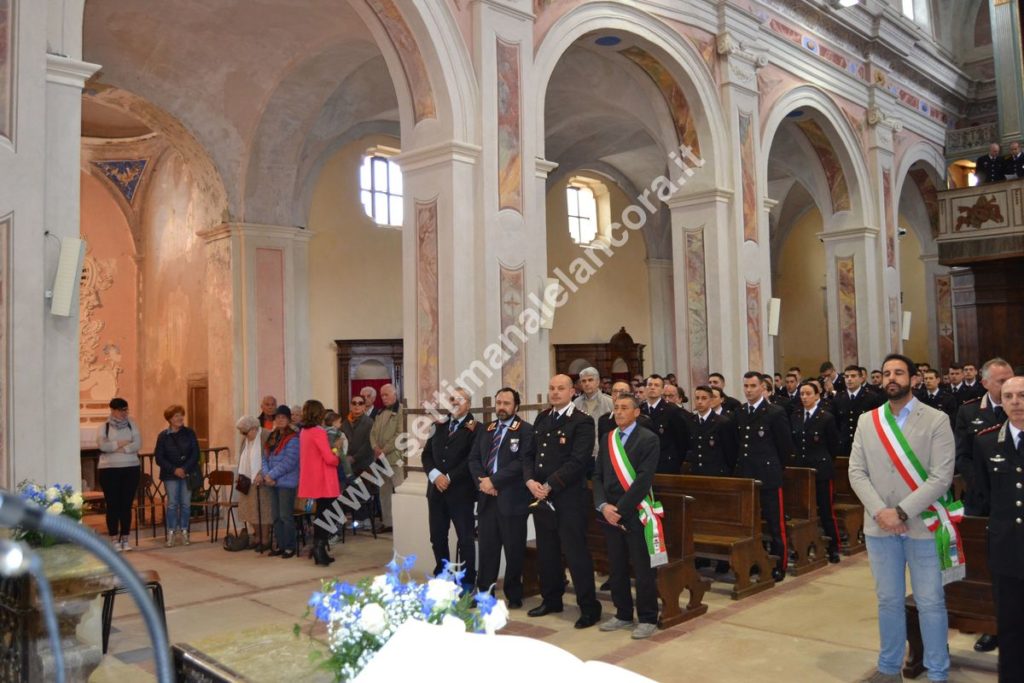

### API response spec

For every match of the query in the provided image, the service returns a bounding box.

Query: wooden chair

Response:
[101,569,166,654]
[194,470,237,542]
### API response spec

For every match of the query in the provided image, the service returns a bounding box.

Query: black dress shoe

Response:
[267,548,283,557]
[527,603,563,617]
[974,634,998,652]
[574,613,601,629]
[281,549,296,559]
[771,568,786,582]
[828,552,841,564]
[508,599,523,609]
[599,580,611,591]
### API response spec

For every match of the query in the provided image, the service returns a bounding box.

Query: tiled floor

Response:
[88,532,999,682]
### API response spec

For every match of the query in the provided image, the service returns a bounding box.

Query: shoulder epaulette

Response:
[509,420,521,431]
[466,419,476,431]
[977,424,1001,437]
[487,422,497,432]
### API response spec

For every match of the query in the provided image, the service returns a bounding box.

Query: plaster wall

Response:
[137,151,211,448]
[774,207,829,375]
[307,135,403,408]
[79,172,139,410]
[545,177,652,364]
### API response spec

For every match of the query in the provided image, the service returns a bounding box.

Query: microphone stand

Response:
[0,491,174,683]
[0,539,64,683]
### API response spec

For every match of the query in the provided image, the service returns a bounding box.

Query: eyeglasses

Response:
[351,400,365,406]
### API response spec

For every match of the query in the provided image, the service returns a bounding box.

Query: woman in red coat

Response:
[298,399,340,566]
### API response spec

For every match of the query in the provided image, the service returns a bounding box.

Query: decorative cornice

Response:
[535,158,559,179]
[395,140,482,173]
[866,105,903,132]
[198,222,312,244]
[717,31,769,68]
[665,187,735,210]
[817,226,880,242]
[45,54,101,88]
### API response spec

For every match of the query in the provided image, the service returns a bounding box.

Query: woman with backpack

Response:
[154,404,201,547]
[96,397,143,551]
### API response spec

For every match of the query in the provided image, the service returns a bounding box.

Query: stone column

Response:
[820,227,883,371]
[919,253,950,368]
[864,89,905,361]
[646,258,675,375]
[989,0,1024,143]
[198,223,311,452]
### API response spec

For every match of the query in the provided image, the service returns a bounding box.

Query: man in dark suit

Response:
[976,142,1006,184]
[598,381,654,438]
[592,394,663,639]
[422,388,479,586]
[640,374,690,474]
[791,381,842,563]
[972,376,1024,676]
[468,387,534,608]
[360,386,381,420]
[956,358,1014,516]
[819,361,845,396]
[778,372,801,414]
[963,363,987,401]
[687,385,736,476]
[834,364,884,456]
[1006,140,1024,180]
[525,374,601,628]
[708,372,742,414]
[734,371,795,581]
[920,369,957,427]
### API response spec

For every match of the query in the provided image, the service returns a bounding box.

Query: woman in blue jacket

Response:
[257,405,301,558]
[153,404,200,547]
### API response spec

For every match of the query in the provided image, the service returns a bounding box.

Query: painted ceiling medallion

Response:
[92,159,148,204]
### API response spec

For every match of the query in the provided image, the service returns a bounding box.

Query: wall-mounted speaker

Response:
[901,311,912,341]
[768,297,781,336]
[50,237,86,317]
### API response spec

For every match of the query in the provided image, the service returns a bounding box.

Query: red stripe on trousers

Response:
[778,488,788,570]
[828,481,842,547]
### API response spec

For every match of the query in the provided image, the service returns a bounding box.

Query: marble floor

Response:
[87,530,999,683]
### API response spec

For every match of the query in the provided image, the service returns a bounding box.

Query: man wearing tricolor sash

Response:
[592,394,664,640]
[850,354,958,683]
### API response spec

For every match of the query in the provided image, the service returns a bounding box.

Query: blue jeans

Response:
[164,478,191,532]
[865,534,949,681]
[270,487,297,551]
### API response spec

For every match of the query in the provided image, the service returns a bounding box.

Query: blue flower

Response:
[473,590,497,616]
[308,591,324,607]
[402,554,416,572]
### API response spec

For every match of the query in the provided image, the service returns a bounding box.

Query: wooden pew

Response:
[833,457,866,555]
[903,516,995,679]
[523,488,710,628]
[780,467,828,576]
[654,474,776,600]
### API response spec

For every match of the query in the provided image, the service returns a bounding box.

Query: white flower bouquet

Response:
[300,555,508,681]
[13,481,85,547]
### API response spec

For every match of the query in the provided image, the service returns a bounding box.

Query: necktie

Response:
[805,411,811,424]
[748,405,754,415]
[449,420,458,434]
[485,423,505,474]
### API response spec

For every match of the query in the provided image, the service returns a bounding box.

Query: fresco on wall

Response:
[836,256,858,368]
[685,230,709,390]
[882,167,895,267]
[620,46,701,157]
[935,274,954,371]
[254,248,285,402]
[417,201,439,404]
[497,39,522,213]
[499,263,526,395]
[796,119,850,214]
[739,112,757,242]
[368,0,437,122]
[0,0,11,142]
[889,295,901,353]
[92,160,148,204]
[746,282,763,371]
[908,168,940,239]
[78,250,119,401]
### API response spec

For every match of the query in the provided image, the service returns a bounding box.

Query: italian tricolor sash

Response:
[608,429,668,567]
[871,404,966,584]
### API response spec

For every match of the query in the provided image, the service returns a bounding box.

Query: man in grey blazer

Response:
[849,354,956,683]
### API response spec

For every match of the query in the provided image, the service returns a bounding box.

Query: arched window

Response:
[565,176,611,245]
[359,147,403,227]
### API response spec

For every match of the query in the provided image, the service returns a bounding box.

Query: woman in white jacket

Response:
[236,415,271,549]
[96,397,142,551]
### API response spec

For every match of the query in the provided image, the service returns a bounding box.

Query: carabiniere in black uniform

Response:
[422,412,478,584]
[790,403,842,562]
[686,410,736,476]
[973,421,1024,681]
[640,398,690,474]
[734,398,795,581]
[524,403,601,627]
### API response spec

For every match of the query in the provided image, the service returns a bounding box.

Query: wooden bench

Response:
[779,467,828,576]
[524,487,711,628]
[654,474,776,600]
[903,516,995,679]
[833,457,866,555]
